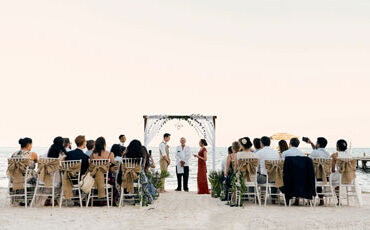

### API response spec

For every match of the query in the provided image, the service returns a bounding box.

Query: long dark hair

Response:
[110,144,124,158]
[93,137,106,156]
[125,140,143,159]
[278,140,289,154]
[47,136,66,158]
[19,137,32,149]
[142,146,150,169]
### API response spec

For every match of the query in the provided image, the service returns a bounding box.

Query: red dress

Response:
[197,147,210,194]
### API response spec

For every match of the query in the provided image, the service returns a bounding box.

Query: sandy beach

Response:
[1,188,370,230]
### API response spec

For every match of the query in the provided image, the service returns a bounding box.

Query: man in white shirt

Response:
[282,138,306,158]
[159,133,171,192]
[175,137,191,192]
[306,137,330,159]
[257,136,280,184]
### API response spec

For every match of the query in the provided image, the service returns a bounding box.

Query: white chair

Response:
[59,160,83,208]
[31,157,60,208]
[119,158,142,207]
[262,159,286,207]
[237,158,261,206]
[312,158,337,207]
[7,157,35,208]
[86,159,113,207]
[337,158,360,207]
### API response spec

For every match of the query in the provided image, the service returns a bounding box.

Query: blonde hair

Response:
[232,141,240,153]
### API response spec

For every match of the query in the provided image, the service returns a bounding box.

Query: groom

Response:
[175,137,191,192]
[159,133,171,193]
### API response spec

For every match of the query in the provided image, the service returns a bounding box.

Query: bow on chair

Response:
[313,159,332,184]
[59,163,81,200]
[89,163,109,198]
[121,164,141,194]
[265,161,284,187]
[338,159,357,184]
[238,159,258,182]
[37,160,59,187]
[7,159,30,190]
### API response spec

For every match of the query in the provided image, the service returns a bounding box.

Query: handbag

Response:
[79,171,94,194]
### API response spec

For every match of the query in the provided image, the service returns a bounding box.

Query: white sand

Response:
[1,188,370,230]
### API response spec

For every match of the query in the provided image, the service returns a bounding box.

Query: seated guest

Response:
[65,135,90,175]
[85,140,95,157]
[308,137,330,158]
[278,140,289,158]
[63,138,72,152]
[224,142,240,204]
[237,137,257,160]
[119,134,126,147]
[257,136,279,185]
[90,137,114,163]
[253,138,262,153]
[12,137,38,167]
[282,138,306,158]
[110,144,125,162]
[48,136,67,159]
[125,140,144,159]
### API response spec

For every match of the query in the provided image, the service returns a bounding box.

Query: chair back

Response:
[7,157,31,189]
[121,158,142,169]
[337,158,357,184]
[60,160,82,183]
[237,158,259,183]
[90,159,110,183]
[36,157,60,186]
[265,159,284,186]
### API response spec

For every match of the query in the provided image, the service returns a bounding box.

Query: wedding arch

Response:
[143,115,217,171]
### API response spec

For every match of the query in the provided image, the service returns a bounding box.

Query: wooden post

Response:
[143,116,147,131]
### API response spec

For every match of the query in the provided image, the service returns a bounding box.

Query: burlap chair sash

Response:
[89,163,109,198]
[37,160,59,186]
[121,164,141,194]
[7,159,30,190]
[313,159,332,184]
[337,159,357,184]
[265,160,284,187]
[59,163,81,199]
[238,159,258,182]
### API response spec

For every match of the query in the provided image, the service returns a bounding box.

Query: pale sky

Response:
[0,0,369,148]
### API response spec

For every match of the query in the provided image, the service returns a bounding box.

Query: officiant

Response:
[175,137,191,192]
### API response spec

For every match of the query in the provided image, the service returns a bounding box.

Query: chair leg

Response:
[119,188,123,208]
[346,187,349,206]
[86,191,91,208]
[78,188,82,208]
[59,190,63,208]
[52,187,55,209]
[256,185,261,206]
[31,184,38,208]
[25,187,28,208]
[106,187,110,208]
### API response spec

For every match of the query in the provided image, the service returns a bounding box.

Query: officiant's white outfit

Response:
[175,145,191,191]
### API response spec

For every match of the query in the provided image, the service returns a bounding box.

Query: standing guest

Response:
[63,138,72,152]
[48,136,67,159]
[142,146,156,198]
[175,137,191,192]
[12,138,38,166]
[159,133,171,193]
[282,138,306,158]
[85,140,95,157]
[253,138,262,153]
[221,146,233,201]
[111,144,125,162]
[119,134,126,147]
[307,137,330,158]
[221,146,233,175]
[278,140,289,158]
[224,142,240,205]
[194,139,210,194]
[65,136,90,175]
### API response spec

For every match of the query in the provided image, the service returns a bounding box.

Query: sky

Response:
[0,0,369,148]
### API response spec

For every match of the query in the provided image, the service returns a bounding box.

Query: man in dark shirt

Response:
[65,135,89,175]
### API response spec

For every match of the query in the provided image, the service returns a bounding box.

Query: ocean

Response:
[1,147,369,192]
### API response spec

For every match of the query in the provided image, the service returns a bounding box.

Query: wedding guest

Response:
[175,137,191,192]
[119,134,126,147]
[142,146,156,198]
[12,138,38,165]
[48,136,67,159]
[194,139,210,194]
[111,144,124,162]
[221,146,233,175]
[125,140,144,159]
[85,140,95,157]
[221,146,233,201]
[308,137,330,158]
[282,138,305,158]
[253,138,262,153]
[278,140,289,158]
[63,138,72,152]
[225,142,239,176]
[257,136,279,185]
[90,137,114,163]
[159,133,171,193]
[65,135,90,175]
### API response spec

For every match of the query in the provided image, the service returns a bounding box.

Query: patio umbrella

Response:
[270,133,298,141]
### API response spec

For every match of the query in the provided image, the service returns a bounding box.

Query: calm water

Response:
[1,147,369,192]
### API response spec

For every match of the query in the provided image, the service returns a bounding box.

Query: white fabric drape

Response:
[144,115,217,171]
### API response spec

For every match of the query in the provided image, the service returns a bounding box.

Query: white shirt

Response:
[175,145,191,167]
[337,151,351,159]
[257,146,279,176]
[159,141,168,157]
[310,148,330,159]
[282,147,306,158]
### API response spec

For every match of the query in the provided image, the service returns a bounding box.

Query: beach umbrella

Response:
[270,133,298,141]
